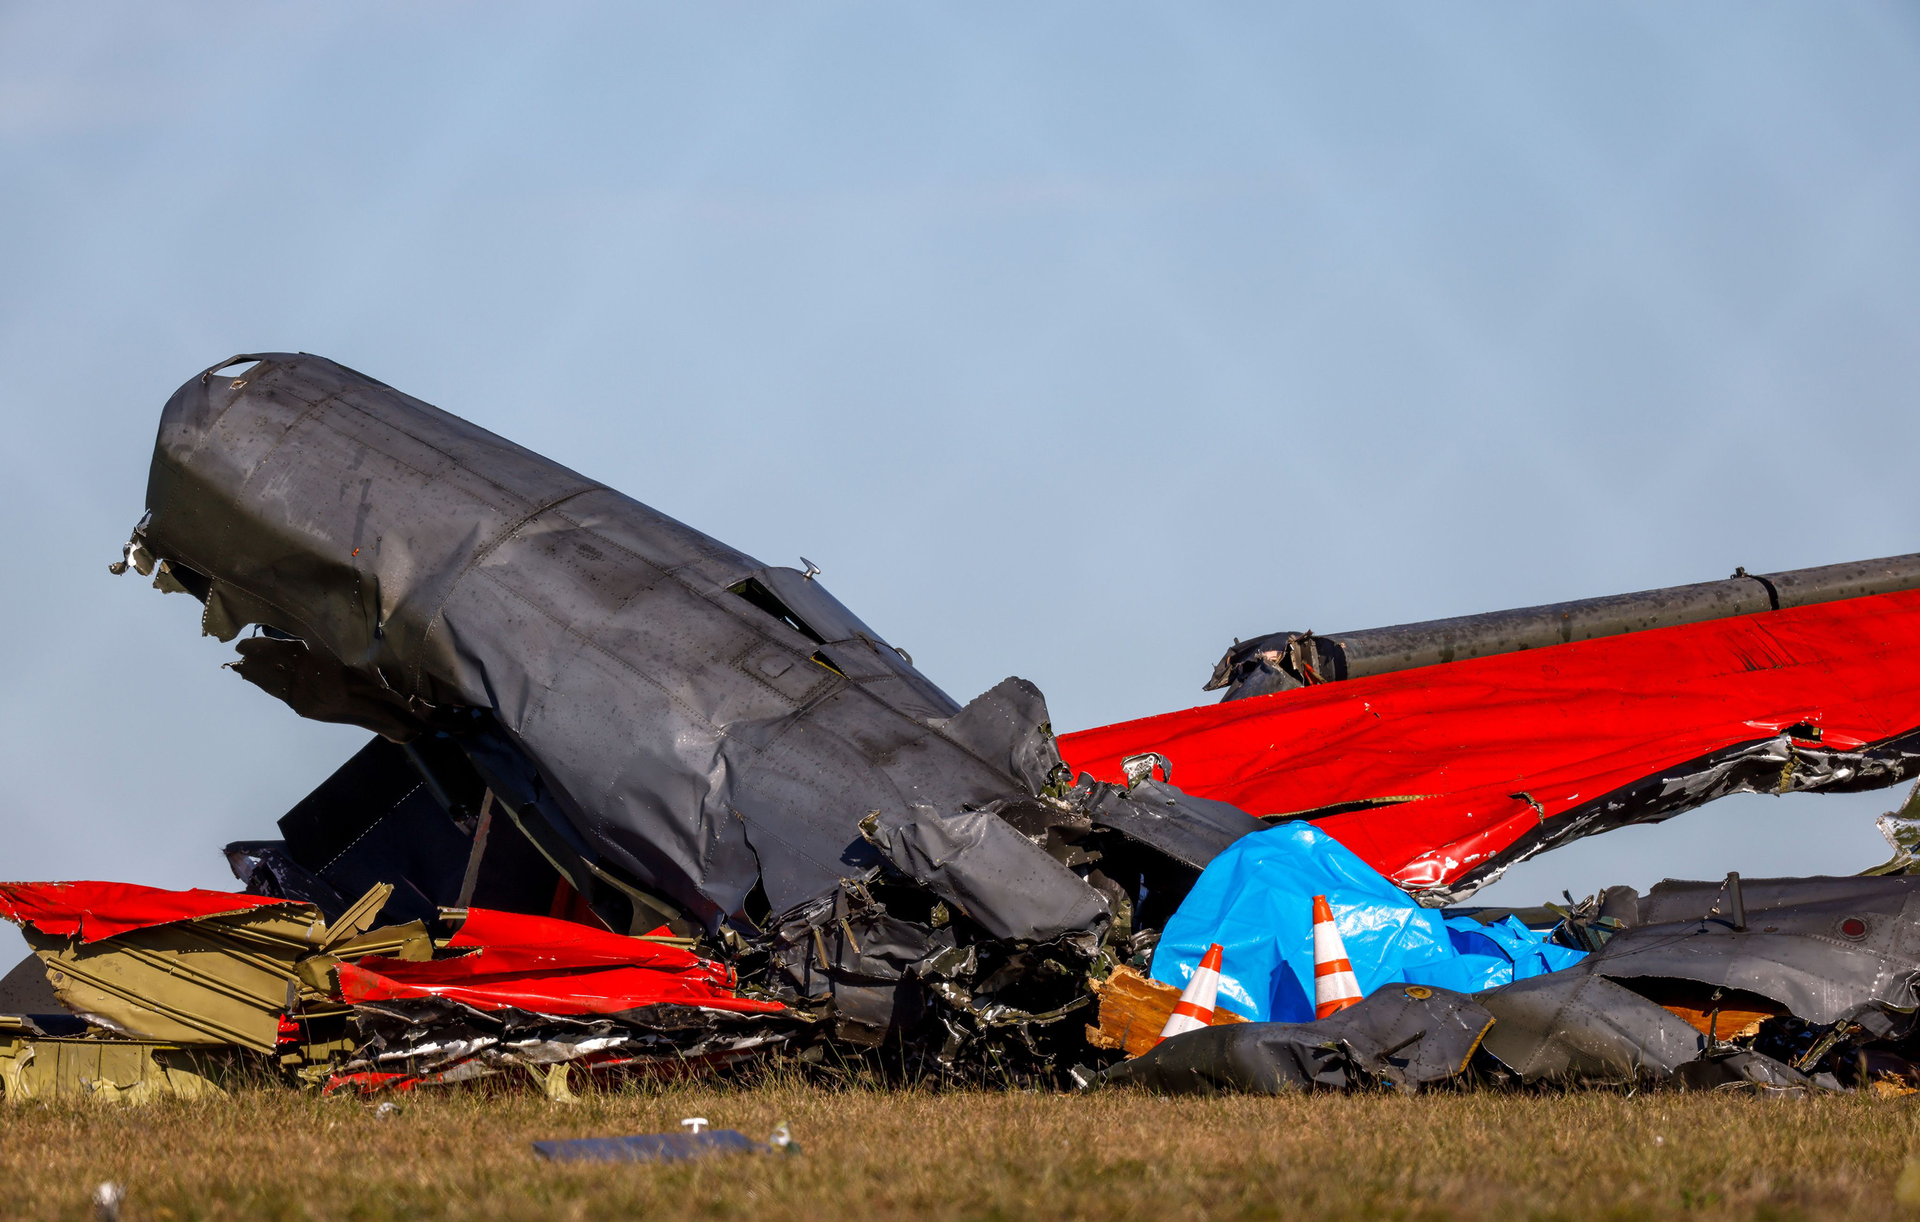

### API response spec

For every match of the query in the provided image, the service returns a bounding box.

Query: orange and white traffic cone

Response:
[1311,895,1364,1019]
[1157,942,1224,1041]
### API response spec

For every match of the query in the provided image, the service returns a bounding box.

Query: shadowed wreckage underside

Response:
[11,350,1920,1100]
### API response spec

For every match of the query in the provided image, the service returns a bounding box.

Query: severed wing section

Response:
[1061,567,1920,903]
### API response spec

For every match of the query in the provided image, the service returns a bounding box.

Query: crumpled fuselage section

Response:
[136,352,1086,936]
[123,352,1268,1073]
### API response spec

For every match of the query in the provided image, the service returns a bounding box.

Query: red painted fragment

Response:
[338,906,782,1017]
[336,961,781,1015]
[437,907,703,976]
[0,880,295,942]
[1058,589,1920,894]
[322,1070,418,1095]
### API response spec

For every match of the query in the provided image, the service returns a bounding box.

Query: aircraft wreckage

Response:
[9,349,1920,1100]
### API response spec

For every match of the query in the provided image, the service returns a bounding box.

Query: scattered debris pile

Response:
[332,906,787,1096]
[16,853,1920,1098]
[0,881,783,1099]
[1089,867,1920,1096]
[9,351,1920,1101]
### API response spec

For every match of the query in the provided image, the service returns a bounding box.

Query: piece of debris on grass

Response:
[532,1130,772,1164]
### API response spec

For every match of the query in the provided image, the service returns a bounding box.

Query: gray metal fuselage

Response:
[139,353,1047,934]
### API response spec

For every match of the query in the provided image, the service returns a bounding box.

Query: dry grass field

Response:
[5,1076,1920,1221]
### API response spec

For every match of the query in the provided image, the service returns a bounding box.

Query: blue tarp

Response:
[1150,822,1585,1021]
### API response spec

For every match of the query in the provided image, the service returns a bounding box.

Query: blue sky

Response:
[4,3,1918,963]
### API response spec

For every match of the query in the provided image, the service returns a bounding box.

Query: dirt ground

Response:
[5,1077,1920,1221]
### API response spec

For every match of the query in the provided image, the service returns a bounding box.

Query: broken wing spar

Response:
[1204,552,1920,699]
[1061,575,1920,904]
